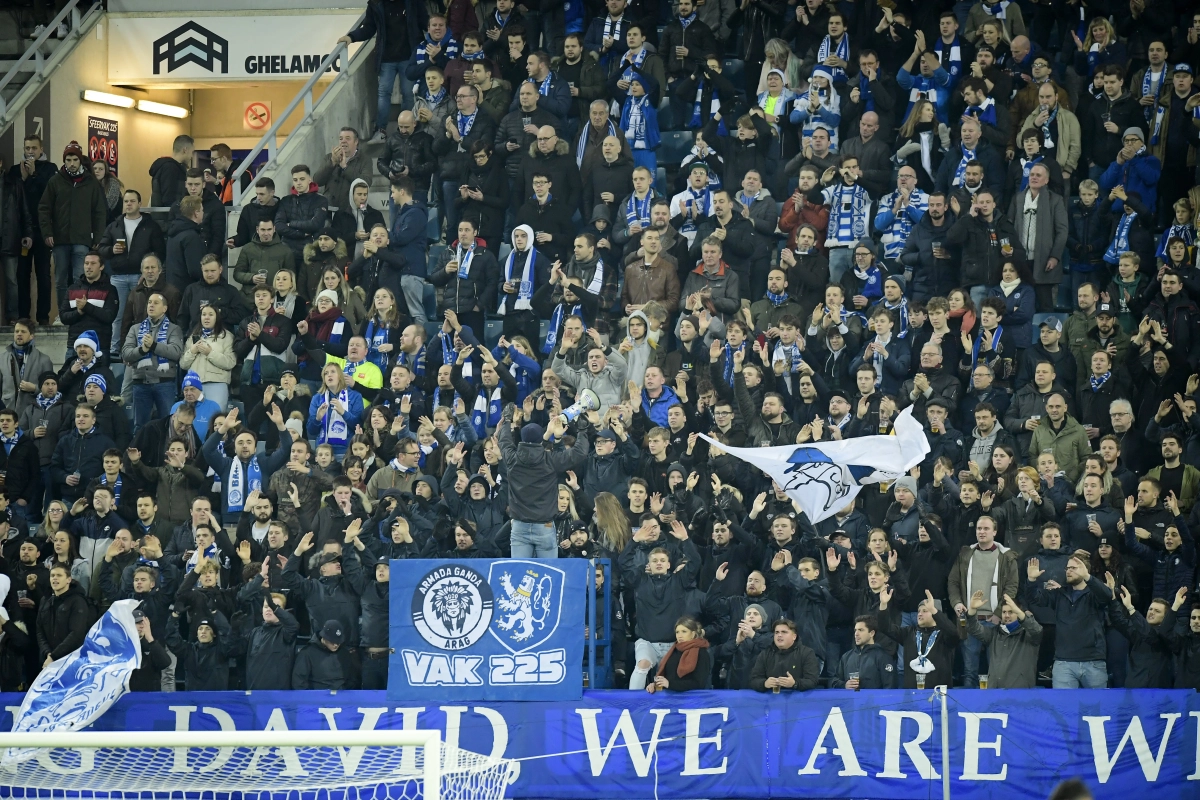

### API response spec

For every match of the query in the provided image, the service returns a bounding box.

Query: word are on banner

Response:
[388,558,587,701]
[5,689,1198,800]
[87,117,118,176]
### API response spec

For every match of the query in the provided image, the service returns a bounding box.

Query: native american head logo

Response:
[412,567,493,650]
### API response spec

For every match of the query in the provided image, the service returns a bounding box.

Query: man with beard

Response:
[704,566,781,648]
[563,232,618,312]
[621,228,680,317]
[1027,552,1112,687]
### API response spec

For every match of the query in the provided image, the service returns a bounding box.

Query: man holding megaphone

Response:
[498,402,590,558]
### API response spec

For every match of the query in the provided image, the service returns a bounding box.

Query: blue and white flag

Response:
[2,599,140,765]
[700,406,929,523]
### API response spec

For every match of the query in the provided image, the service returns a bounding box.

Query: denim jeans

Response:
[376,61,410,131]
[1052,659,1108,689]
[52,244,90,313]
[630,639,673,690]
[960,618,994,688]
[510,520,557,558]
[827,246,852,283]
[360,652,389,690]
[109,273,140,355]
[400,274,429,325]
[132,381,177,429]
[202,381,229,411]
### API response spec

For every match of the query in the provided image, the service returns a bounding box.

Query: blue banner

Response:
[388,558,588,701]
[1,690,1196,799]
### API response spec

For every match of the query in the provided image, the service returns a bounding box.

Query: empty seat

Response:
[659,130,695,167]
[722,58,744,86]
[425,206,439,241]
[655,167,667,196]
[498,242,512,265]
[423,283,437,320]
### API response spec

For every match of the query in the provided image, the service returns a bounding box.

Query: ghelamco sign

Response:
[109,13,362,83]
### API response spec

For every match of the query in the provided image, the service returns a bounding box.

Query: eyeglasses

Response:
[713,410,733,417]
[536,136,555,142]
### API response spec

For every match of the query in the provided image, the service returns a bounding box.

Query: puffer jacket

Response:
[281,551,362,645]
[517,138,582,212]
[343,546,389,648]
[715,629,773,689]
[900,212,960,300]
[831,642,895,688]
[163,216,206,287]
[946,210,1025,288]
[178,329,237,384]
[274,185,329,258]
[748,641,821,691]
[245,601,299,690]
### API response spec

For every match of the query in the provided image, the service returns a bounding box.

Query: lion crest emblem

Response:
[488,561,564,653]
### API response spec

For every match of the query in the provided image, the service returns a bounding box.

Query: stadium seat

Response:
[498,243,513,265]
[657,96,674,132]
[484,319,503,348]
[425,207,439,241]
[655,167,667,196]
[659,130,695,167]
[423,283,437,321]
[723,58,744,86]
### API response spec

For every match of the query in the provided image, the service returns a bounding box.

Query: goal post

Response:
[0,729,511,800]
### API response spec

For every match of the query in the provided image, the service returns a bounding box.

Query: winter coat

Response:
[433,112,499,185]
[149,156,188,208]
[36,583,94,660]
[831,643,895,689]
[60,273,119,354]
[121,317,184,384]
[947,543,1020,613]
[178,276,249,334]
[1083,94,1145,173]
[428,241,500,315]
[274,188,329,258]
[96,215,166,278]
[1028,576,1112,662]
[966,614,1042,688]
[1125,518,1196,602]
[900,213,960,300]
[1007,189,1068,285]
[680,261,742,322]
[513,196,575,265]
[0,170,32,256]
[292,640,349,689]
[1020,106,1082,176]
[233,234,297,303]
[314,150,374,208]
[18,396,73,467]
[496,107,561,178]
[717,629,773,689]
[748,641,820,691]
[879,611,964,688]
[497,419,588,523]
[585,154,636,217]
[946,211,1026,288]
[163,216,207,287]
[0,343,53,417]
[37,169,106,246]
[1100,152,1163,216]
[517,139,583,212]
[456,157,508,245]
[178,329,237,384]
[244,604,300,690]
[167,191,225,254]
[1066,197,1111,267]
[119,276,182,345]
[734,370,803,448]
[231,198,281,248]
[619,538,702,642]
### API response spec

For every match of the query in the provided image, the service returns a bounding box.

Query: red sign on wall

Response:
[87,116,118,176]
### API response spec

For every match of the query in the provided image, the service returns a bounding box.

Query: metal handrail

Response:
[0,0,101,120]
[230,10,366,206]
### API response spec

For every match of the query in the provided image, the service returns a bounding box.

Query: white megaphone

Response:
[559,389,600,426]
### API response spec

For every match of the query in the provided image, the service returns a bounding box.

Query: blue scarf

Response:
[1019,155,1043,192]
[35,392,61,410]
[621,47,647,85]
[679,12,696,28]
[1105,211,1137,264]
[691,78,708,127]
[1040,103,1058,150]
[576,119,616,168]
[456,111,477,139]
[536,73,552,96]
[364,319,394,371]
[397,341,425,378]
[417,439,438,470]
[722,342,745,387]
[857,73,876,111]
[934,36,963,83]
[419,32,455,63]
[226,455,261,515]
[600,15,625,67]
[774,342,803,373]
[1142,66,1167,125]
[883,297,911,339]
[824,183,871,245]
[137,315,172,371]
[99,472,122,506]
[680,187,711,234]
[816,33,849,81]
[455,241,476,279]
[912,628,940,670]
[767,290,790,307]
[463,50,485,61]
[471,385,504,437]
[321,389,352,448]
[0,429,19,455]
[953,145,976,187]
[967,97,997,127]
[432,386,461,415]
[544,305,582,355]
[1090,371,1111,392]
[494,9,510,29]
[982,0,1009,18]
[880,188,928,259]
[621,94,650,149]
[625,192,652,227]
[1156,224,1196,260]
[425,86,447,106]
[971,325,1004,368]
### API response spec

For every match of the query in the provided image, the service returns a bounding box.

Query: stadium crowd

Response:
[0,0,1199,696]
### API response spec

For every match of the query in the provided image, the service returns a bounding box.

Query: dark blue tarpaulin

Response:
[1,689,1195,799]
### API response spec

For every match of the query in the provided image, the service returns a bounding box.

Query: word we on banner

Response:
[388,558,589,701]
[1,690,1195,799]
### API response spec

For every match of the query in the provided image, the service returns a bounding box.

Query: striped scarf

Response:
[1090,371,1111,392]
[824,183,871,246]
[136,315,172,371]
[816,34,849,80]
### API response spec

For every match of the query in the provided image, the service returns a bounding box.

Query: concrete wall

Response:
[110,0,366,11]
[190,81,332,149]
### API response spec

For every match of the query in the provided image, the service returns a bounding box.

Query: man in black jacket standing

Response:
[0,154,33,326]
[1027,551,1112,687]
[831,615,895,688]
[245,584,299,690]
[433,85,497,239]
[10,136,56,324]
[878,586,964,688]
[98,192,167,356]
[0,408,40,531]
[338,0,431,142]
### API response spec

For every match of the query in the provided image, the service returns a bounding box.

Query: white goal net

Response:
[0,730,514,800]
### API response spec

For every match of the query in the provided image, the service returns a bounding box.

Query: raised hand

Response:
[826,547,841,571]
[878,584,893,609]
[1027,557,1044,582]
[715,561,729,581]
[969,589,986,612]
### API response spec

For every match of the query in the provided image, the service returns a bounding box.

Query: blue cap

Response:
[84,374,106,393]
[182,371,203,391]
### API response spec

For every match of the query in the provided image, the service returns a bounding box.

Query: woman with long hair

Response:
[43,530,91,594]
[1076,454,1123,508]
[1072,18,1125,79]
[989,467,1057,556]
[366,404,398,462]
[320,267,369,332]
[37,500,68,542]
[980,444,1020,503]
[947,288,978,338]
[348,434,381,483]
[554,484,581,547]
[302,228,350,301]
[271,268,308,327]
[646,616,711,693]
[364,287,405,375]
[179,304,236,409]
[592,491,632,556]
[983,260,1036,351]
[757,38,802,92]
[307,363,364,459]
[92,160,123,224]
[895,100,942,192]
[294,289,351,385]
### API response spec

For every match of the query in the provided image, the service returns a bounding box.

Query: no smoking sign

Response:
[243,101,272,131]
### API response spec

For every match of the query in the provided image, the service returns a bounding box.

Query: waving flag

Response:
[2,599,141,766]
[700,406,930,523]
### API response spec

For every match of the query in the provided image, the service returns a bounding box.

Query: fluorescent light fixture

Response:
[81,90,134,108]
[137,99,188,118]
